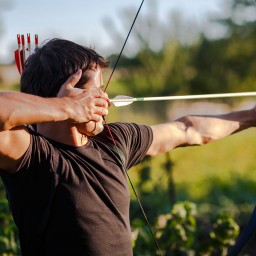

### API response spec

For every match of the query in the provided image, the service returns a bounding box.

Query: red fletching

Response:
[14,50,21,74]
[17,34,21,45]
[14,33,37,74]
[27,33,30,43]
[20,50,24,70]
[35,34,38,48]
[21,35,25,45]
[14,50,24,74]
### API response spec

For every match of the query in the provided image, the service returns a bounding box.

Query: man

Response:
[0,38,255,256]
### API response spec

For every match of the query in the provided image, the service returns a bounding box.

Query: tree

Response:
[106,0,256,105]
[189,0,256,95]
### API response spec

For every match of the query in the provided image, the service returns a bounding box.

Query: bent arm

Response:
[147,108,256,156]
[0,92,82,173]
[0,92,71,173]
[0,92,75,131]
[0,71,109,173]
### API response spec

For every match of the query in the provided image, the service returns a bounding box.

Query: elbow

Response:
[0,110,17,131]
[0,123,9,132]
[0,119,13,131]
[0,121,5,131]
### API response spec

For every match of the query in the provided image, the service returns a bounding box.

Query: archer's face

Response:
[82,65,104,91]
[76,66,105,136]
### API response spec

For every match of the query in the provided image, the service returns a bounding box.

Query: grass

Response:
[172,128,256,181]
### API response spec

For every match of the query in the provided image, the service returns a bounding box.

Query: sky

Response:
[0,0,223,64]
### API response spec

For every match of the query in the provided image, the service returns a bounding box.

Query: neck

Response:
[37,122,88,146]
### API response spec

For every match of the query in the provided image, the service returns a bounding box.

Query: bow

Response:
[102,1,163,255]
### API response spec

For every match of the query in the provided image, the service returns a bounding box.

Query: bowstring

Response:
[103,0,162,255]
[104,0,144,93]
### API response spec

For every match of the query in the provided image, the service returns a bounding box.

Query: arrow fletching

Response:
[110,95,135,107]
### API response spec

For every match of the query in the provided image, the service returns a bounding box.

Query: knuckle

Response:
[87,109,93,118]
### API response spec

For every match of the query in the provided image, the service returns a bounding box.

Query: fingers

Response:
[92,90,111,108]
[87,104,108,122]
[96,106,108,116]
[83,121,104,137]
[76,96,108,124]
[92,89,109,102]
[94,97,109,108]
[76,121,103,137]
[89,88,110,111]
[62,84,110,123]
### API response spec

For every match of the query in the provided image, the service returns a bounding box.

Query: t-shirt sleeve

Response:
[16,130,56,176]
[0,130,60,241]
[103,122,153,170]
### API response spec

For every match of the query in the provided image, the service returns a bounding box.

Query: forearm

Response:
[148,108,256,156]
[0,92,70,130]
[178,108,256,145]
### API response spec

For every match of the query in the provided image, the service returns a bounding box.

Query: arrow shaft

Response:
[110,92,256,103]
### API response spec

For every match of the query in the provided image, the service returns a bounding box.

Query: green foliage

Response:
[132,200,240,256]
[128,130,256,255]
[109,41,193,99]
[1,0,256,255]
[208,213,240,255]
[157,201,197,255]
[107,0,256,107]
[0,198,20,255]
[0,83,20,92]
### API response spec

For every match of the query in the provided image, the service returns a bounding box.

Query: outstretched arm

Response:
[147,107,256,156]
[0,70,109,173]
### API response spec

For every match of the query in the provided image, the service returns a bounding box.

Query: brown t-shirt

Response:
[0,122,153,256]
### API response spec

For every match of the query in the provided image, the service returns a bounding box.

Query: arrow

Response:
[110,92,256,107]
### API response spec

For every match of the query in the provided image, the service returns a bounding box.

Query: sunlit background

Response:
[1,0,224,63]
[1,0,256,255]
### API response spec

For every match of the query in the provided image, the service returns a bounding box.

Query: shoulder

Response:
[106,122,152,137]
[103,123,153,169]
[97,122,153,157]
[0,125,32,173]
[0,125,49,174]
[12,127,58,174]
[94,122,152,145]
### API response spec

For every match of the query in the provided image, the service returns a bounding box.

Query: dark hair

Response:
[20,38,109,97]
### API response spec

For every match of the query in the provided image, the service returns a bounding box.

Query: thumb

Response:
[57,69,82,97]
[64,69,82,89]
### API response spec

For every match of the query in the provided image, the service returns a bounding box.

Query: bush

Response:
[0,198,20,255]
[132,201,239,256]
